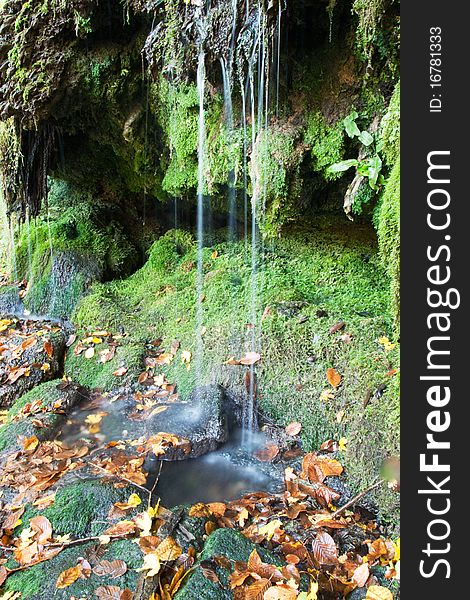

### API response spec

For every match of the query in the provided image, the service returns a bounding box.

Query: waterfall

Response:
[220,58,237,241]
[195,48,207,392]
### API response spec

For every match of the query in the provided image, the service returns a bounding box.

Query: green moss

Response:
[3,539,141,599]
[174,528,280,600]
[12,180,139,317]
[305,112,345,178]
[380,82,400,167]
[376,160,400,325]
[251,125,304,236]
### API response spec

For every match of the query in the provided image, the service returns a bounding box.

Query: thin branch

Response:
[329,479,384,519]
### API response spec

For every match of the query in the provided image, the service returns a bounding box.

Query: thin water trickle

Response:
[220,57,237,241]
[195,48,207,391]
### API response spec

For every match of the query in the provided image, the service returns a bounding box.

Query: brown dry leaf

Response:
[100,346,116,363]
[329,321,345,334]
[2,507,25,531]
[264,584,298,600]
[30,515,53,544]
[239,352,261,366]
[113,366,128,377]
[93,559,128,578]
[254,443,280,462]
[0,566,8,586]
[21,337,37,351]
[102,520,136,538]
[43,339,54,358]
[155,537,182,561]
[56,565,82,589]
[326,368,341,388]
[365,586,393,600]
[201,565,220,584]
[352,562,370,587]
[285,422,302,436]
[245,578,271,600]
[32,493,56,509]
[311,531,338,565]
[95,586,124,599]
[84,346,95,359]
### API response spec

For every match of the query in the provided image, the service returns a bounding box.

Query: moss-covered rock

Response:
[0,327,66,408]
[174,528,281,600]
[0,379,83,452]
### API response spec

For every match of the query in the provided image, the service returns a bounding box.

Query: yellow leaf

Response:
[258,519,283,540]
[137,553,161,578]
[128,493,142,508]
[134,511,153,537]
[181,350,192,364]
[298,580,319,600]
[338,437,347,452]
[365,586,393,600]
[22,435,39,452]
[378,337,397,352]
[85,414,103,425]
[320,389,335,402]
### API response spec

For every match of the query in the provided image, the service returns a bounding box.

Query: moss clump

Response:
[251,125,304,236]
[174,528,280,600]
[155,77,242,199]
[0,380,65,451]
[12,180,139,317]
[3,539,142,599]
[376,160,400,325]
[305,111,345,178]
[380,82,400,167]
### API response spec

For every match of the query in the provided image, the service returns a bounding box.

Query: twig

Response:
[148,459,163,510]
[90,462,150,497]
[329,479,384,519]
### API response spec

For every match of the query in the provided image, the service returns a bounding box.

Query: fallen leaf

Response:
[329,321,345,334]
[254,443,280,462]
[239,352,261,366]
[56,565,82,589]
[113,366,128,377]
[311,531,338,565]
[285,422,302,436]
[85,347,95,359]
[326,368,341,388]
[29,516,53,544]
[352,562,370,587]
[365,586,393,600]
[43,340,54,358]
[93,560,128,578]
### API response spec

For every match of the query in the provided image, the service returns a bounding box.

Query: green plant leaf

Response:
[327,159,358,173]
[367,155,383,189]
[343,112,361,138]
[358,130,374,146]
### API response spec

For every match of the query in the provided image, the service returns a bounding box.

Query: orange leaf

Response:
[43,339,54,358]
[326,368,341,388]
[113,366,128,377]
[311,531,338,565]
[56,565,82,589]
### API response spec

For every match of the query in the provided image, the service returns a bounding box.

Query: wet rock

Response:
[24,250,103,319]
[0,285,22,315]
[89,384,229,461]
[0,326,66,408]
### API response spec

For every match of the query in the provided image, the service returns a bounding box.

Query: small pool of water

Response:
[151,449,277,506]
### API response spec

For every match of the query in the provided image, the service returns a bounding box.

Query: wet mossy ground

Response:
[67,217,399,525]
